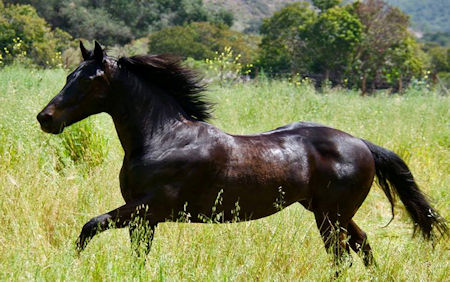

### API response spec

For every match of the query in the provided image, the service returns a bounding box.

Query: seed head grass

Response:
[0,66,448,280]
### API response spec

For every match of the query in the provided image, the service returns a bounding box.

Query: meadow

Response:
[0,66,448,281]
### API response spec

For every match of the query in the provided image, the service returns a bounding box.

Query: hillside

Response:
[205,0,298,32]
[386,0,449,34]
[206,0,449,34]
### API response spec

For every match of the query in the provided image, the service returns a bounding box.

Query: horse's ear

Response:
[93,41,106,62]
[80,41,90,61]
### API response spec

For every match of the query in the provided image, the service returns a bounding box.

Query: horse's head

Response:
[37,41,113,134]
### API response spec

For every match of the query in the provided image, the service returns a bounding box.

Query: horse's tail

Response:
[361,139,448,239]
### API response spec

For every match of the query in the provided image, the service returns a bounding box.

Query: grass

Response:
[0,66,448,281]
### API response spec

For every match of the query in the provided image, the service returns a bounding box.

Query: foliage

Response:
[0,2,72,67]
[257,0,426,92]
[148,22,258,65]
[0,66,449,280]
[4,0,234,46]
[309,5,362,82]
[257,2,316,74]
[205,0,449,36]
[383,36,428,90]
[203,0,299,33]
[422,44,450,91]
[426,46,449,74]
[57,1,133,45]
[351,0,425,93]
[188,46,253,85]
[59,121,109,169]
[312,0,342,11]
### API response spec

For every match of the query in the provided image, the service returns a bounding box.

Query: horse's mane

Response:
[117,54,213,121]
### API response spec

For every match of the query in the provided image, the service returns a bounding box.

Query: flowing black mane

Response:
[117,54,213,122]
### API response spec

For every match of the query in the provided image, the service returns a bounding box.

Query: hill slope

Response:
[206,0,449,34]
[205,0,298,32]
[385,0,449,34]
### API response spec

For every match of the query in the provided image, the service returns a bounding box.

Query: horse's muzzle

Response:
[37,111,64,134]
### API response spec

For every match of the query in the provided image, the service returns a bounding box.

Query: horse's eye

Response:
[89,75,105,81]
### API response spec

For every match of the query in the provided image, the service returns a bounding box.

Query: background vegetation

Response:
[1,0,448,93]
[0,1,72,67]
[4,0,233,45]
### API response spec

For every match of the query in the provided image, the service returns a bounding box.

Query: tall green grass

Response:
[0,66,448,280]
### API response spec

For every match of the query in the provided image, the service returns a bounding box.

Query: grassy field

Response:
[0,66,448,281]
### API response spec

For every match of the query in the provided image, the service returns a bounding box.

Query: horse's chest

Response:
[118,159,187,203]
[118,161,157,203]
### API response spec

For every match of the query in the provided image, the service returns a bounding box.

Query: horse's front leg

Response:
[129,223,155,257]
[76,199,152,253]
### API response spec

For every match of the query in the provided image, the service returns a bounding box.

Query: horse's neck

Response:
[108,87,184,159]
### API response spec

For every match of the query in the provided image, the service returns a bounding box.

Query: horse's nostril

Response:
[37,112,53,126]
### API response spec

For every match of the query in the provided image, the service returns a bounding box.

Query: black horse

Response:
[37,42,447,266]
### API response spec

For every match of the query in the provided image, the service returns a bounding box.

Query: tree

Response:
[4,0,234,46]
[148,22,257,65]
[309,6,362,83]
[258,2,316,75]
[59,1,133,45]
[312,0,342,12]
[384,36,428,91]
[257,0,425,91]
[424,44,449,86]
[352,0,413,93]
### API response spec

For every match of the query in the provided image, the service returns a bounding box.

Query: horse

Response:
[37,41,447,267]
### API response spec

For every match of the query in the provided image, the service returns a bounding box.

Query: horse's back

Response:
[261,121,376,190]
[225,121,374,191]
[267,121,326,133]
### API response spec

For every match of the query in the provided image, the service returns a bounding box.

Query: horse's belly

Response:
[185,179,309,223]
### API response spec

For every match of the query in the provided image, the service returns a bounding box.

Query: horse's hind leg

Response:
[347,219,375,267]
[313,211,351,267]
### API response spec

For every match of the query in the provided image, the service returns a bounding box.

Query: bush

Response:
[58,119,109,169]
[0,2,72,67]
[148,22,258,66]
[257,2,316,75]
[4,0,234,46]
[186,46,253,85]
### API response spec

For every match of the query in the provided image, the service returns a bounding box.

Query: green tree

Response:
[384,36,428,91]
[312,0,342,12]
[0,2,71,67]
[424,44,449,87]
[258,2,316,75]
[148,22,257,65]
[352,0,414,93]
[309,6,362,83]
[59,1,133,45]
[426,45,449,73]
[5,0,234,46]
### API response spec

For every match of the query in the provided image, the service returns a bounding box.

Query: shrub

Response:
[58,119,109,169]
[148,22,258,66]
[0,2,72,67]
[186,46,253,85]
